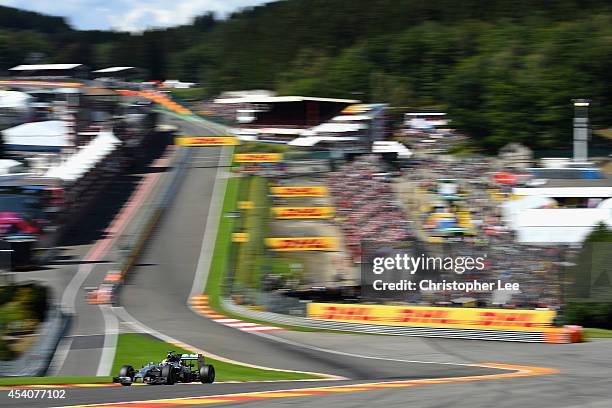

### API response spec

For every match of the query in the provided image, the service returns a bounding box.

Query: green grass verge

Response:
[234,176,268,289]
[203,172,340,333]
[168,87,208,101]
[584,328,612,338]
[112,333,317,382]
[235,142,291,154]
[0,333,318,386]
[205,176,240,311]
[0,376,112,386]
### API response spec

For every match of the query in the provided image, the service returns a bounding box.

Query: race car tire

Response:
[199,364,215,384]
[161,366,175,385]
[118,365,135,386]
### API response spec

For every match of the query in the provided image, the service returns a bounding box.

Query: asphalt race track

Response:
[3,114,612,408]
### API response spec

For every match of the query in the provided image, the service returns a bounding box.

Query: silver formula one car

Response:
[113,351,215,386]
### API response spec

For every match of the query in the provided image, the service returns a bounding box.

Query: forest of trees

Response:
[2,1,612,149]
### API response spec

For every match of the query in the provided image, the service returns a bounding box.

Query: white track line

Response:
[61,264,95,314]
[46,336,73,376]
[96,304,119,376]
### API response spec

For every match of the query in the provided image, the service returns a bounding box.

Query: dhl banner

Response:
[266,237,337,251]
[307,303,557,332]
[175,136,238,146]
[270,186,328,197]
[232,232,249,243]
[238,201,254,210]
[272,207,334,219]
[234,153,283,163]
[342,104,371,114]
[0,80,84,88]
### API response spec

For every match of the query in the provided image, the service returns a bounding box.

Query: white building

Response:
[508,163,612,243]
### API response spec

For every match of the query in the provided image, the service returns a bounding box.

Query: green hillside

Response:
[3,1,612,149]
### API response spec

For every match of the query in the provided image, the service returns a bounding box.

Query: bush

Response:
[234,176,269,290]
[0,339,13,361]
[563,302,612,329]
[168,87,208,101]
[236,142,290,154]
[0,283,49,360]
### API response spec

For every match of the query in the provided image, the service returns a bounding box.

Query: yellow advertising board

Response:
[270,186,328,197]
[234,153,283,163]
[307,303,557,332]
[265,237,337,251]
[232,232,249,243]
[272,207,334,219]
[175,136,238,146]
[238,201,254,210]
[342,104,371,114]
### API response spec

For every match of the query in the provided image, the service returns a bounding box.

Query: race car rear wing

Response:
[180,354,205,368]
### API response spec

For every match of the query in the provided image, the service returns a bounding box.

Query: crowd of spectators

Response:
[282,134,567,310]
[401,153,566,309]
[326,156,413,259]
[194,101,237,123]
[411,234,565,309]
[314,142,566,309]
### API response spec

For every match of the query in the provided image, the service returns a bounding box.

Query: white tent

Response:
[513,186,612,198]
[3,120,71,152]
[9,63,83,71]
[92,66,135,73]
[516,208,612,244]
[597,198,612,209]
[515,208,612,243]
[372,141,412,158]
[288,136,359,147]
[310,122,366,133]
[233,128,259,141]
[0,159,25,175]
[288,136,323,147]
[0,90,32,109]
[502,196,556,229]
[331,115,372,121]
[44,131,120,182]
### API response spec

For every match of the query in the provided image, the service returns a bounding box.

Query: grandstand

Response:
[8,64,90,79]
[214,94,359,129]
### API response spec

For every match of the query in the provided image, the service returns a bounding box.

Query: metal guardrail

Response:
[0,306,71,377]
[221,298,559,343]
